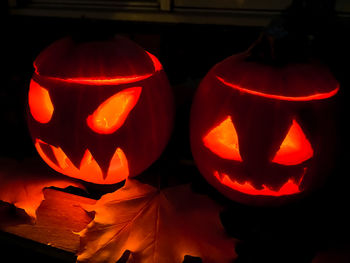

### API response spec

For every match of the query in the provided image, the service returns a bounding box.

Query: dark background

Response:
[2,0,350,262]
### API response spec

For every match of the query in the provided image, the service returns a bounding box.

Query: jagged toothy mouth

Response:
[35,139,129,184]
[213,169,306,197]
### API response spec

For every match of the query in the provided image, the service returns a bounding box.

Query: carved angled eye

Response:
[272,119,314,165]
[87,86,142,134]
[28,80,54,123]
[203,116,242,161]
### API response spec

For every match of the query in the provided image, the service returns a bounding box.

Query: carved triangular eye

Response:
[272,119,314,165]
[28,80,54,123]
[203,116,242,161]
[87,86,142,134]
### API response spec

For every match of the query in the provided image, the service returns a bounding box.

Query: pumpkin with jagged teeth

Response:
[190,52,339,205]
[27,36,174,184]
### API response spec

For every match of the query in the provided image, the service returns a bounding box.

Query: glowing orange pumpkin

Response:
[190,52,339,205]
[27,36,174,184]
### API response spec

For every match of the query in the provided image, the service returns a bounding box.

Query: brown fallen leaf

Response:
[0,158,83,219]
[78,179,237,263]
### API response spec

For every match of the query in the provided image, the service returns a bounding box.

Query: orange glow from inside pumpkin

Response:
[217,76,339,101]
[203,116,242,161]
[33,51,162,85]
[214,170,304,196]
[51,75,153,85]
[146,51,163,72]
[35,139,129,184]
[28,80,54,123]
[108,148,129,182]
[272,119,313,165]
[87,87,142,134]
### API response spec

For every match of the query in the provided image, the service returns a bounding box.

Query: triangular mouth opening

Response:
[35,139,129,184]
[213,169,306,197]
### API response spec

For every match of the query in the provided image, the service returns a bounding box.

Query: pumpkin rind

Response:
[27,36,174,185]
[190,53,339,205]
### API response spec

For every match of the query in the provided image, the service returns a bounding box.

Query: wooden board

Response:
[0,189,95,257]
[174,0,292,10]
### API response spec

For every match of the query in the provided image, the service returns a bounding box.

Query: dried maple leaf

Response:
[0,158,83,219]
[78,179,237,263]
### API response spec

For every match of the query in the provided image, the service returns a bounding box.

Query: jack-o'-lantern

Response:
[27,36,174,184]
[190,50,339,205]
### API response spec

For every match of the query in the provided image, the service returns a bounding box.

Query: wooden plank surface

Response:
[0,189,96,254]
[8,8,279,27]
[174,0,292,10]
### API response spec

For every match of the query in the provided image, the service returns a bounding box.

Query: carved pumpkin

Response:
[190,52,339,205]
[27,36,174,184]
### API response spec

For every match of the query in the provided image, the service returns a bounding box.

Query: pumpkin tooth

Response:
[35,139,64,174]
[106,148,129,181]
[214,170,303,196]
[35,140,130,184]
[79,149,103,181]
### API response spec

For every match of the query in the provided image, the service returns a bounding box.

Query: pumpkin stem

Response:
[246,0,336,66]
[246,20,308,66]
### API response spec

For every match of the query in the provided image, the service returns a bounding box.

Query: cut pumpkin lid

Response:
[214,53,339,101]
[33,36,162,84]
